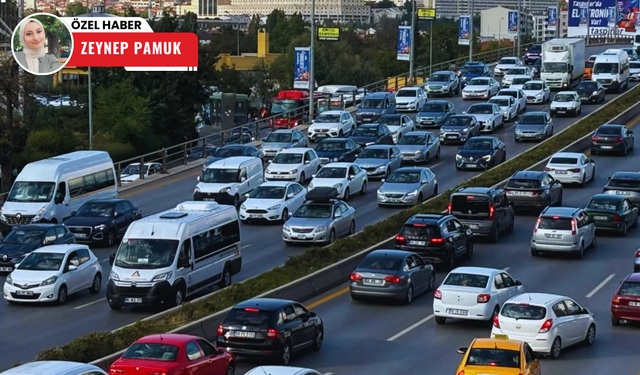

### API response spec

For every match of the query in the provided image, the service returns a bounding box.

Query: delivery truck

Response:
[540,38,586,90]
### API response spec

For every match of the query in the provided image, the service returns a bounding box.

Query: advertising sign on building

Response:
[568,0,639,37]
[317,27,340,41]
[293,47,310,89]
[397,25,411,61]
[508,10,519,35]
[547,7,558,31]
[458,15,470,45]
[418,0,436,20]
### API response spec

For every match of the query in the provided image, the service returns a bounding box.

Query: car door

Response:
[63,250,84,293]
[524,343,542,375]
[550,301,576,343]
[115,201,134,235]
[379,125,392,144]
[542,175,557,203]
[500,272,521,300]
[448,219,466,255]
[411,254,431,293]
[545,113,553,133]
[391,147,402,170]
[492,193,508,229]
[290,183,306,213]
[352,165,366,190]
[563,298,591,344]
[75,248,95,289]
[518,90,526,111]
[293,303,316,345]
[334,202,349,235]
[278,304,306,350]
[195,339,227,375]
[404,255,424,291]
[344,140,358,161]
[184,341,210,375]
[492,273,512,305]
[419,169,430,197]
[621,198,633,224]
[303,151,314,176]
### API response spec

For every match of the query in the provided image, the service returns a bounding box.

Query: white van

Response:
[106,201,242,310]
[194,156,264,208]
[592,49,630,93]
[0,151,116,235]
[317,85,362,106]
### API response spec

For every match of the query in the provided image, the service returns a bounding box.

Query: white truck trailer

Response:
[541,38,586,90]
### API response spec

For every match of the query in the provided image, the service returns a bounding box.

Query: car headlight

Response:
[592,91,598,96]
[41,276,58,286]
[11,255,25,264]
[536,93,542,98]
[461,128,469,134]
[377,165,387,170]
[219,187,231,194]
[406,190,418,197]
[330,127,339,132]
[455,154,462,160]
[414,150,423,154]
[0,212,5,222]
[265,168,271,173]
[6,274,12,286]
[94,224,107,231]
[240,204,246,210]
[283,224,291,231]
[503,110,508,114]
[515,128,523,134]
[289,169,298,174]
[268,204,281,210]
[110,270,120,280]
[32,206,46,222]
[152,271,172,282]
[462,76,468,81]
[331,157,339,162]
[280,147,287,152]
[377,190,384,197]
[316,226,329,232]
[333,183,343,189]
[482,155,492,161]
[612,79,618,83]
[366,142,375,146]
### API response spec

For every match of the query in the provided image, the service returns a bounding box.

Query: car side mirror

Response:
[312,174,316,178]
[70,211,77,216]
[462,111,466,114]
[514,121,518,125]
[261,137,267,142]
[421,180,428,184]
[334,212,343,218]
[381,179,385,183]
[515,280,522,286]
[114,212,122,217]
[54,195,64,205]
[457,347,468,355]
[304,160,311,164]
[309,311,317,317]
[288,212,293,218]
[582,307,590,314]
[629,130,634,134]
[179,258,191,269]
[287,193,295,199]
[217,348,225,355]
[197,176,200,182]
[241,176,247,182]
[590,159,595,163]
[349,175,356,180]
[68,265,78,272]
[109,253,115,266]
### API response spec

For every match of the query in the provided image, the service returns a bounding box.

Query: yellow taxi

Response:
[455,338,541,375]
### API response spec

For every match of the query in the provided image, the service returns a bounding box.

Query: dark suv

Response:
[449,187,515,243]
[504,171,563,211]
[395,214,473,270]
[217,298,324,365]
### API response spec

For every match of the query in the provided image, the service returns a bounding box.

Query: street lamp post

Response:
[499,17,504,49]
[469,0,474,61]
[409,0,416,83]
[517,0,521,58]
[309,0,316,121]
[88,3,93,150]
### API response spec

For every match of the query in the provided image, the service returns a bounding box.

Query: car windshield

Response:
[316,167,346,179]
[76,202,115,217]
[401,224,439,237]
[122,164,148,175]
[265,133,292,143]
[554,94,575,102]
[352,127,378,137]
[201,168,239,183]
[7,181,55,203]
[631,62,640,69]
[451,195,490,214]
[518,115,545,125]
[512,77,531,84]
[499,58,517,65]
[358,255,403,271]
[359,149,388,159]
[273,153,303,164]
[501,303,547,320]
[489,98,510,106]
[445,117,471,127]
[577,82,597,90]
[293,203,332,218]
[250,186,286,199]
[587,198,620,210]
[272,99,300,114]
[443,273,489,288]
[467,105,493,115]
[543,62,567,73]
[429,74,450,82]
[315,114,341,123]
[398,135,426,145]
[17,252,64,271]
[594,62,619,74]
[224,308,273,328]
[469,78,490,86]
[316,141,345,151]
[361,99,384,109]
[549,157,578,165]
[114,239,180,269]
[538,217,572,230]
[528,46,541,52]
[123,343,179,362]
[465,348,521,368]
[396,90,417,97]
[596,126,623,135]
[463,139,492,150]
[499,91,518,98]
[507,68,526,75]
[215,147,245,157]
[386,171,420,183]
[377,117,401,126]
[609,178,640,188]
[585,60,594,68]
[420,103,445,112]
[522,82,542,90]
[619,281,640,297]
[507,178,541,189]
[464,67,484,74]
[3,228,46,244]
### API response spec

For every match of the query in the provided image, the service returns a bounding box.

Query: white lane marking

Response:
[430,161,445,169]
[503,267,510,271]
[387,314,434,341]
[323,373,334,375]
[100,258,109,263]
[74,297,106,310]
[242,244,252,249]
[586,273,615,298]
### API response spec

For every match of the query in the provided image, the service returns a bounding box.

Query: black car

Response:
[0,224,76,272]
[314,138,362,166]
[348,123,394,148]
[203,144,263,170]
[217,298,324,365]
[603,172,640,204]
[455,136,506,170]
[591,124,635,155]
[226,126,255,144]
[439,115,481,144]
[449,187,515,242]
[523,44,542,64]
[575,80,605,104]
[395,213,473,270]
[532,58,542,78]
[63,199,142,247]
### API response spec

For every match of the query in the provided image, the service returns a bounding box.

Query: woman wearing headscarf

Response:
[14,18,61,74]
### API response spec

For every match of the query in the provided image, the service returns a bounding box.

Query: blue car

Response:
[460,64,492,87]
[415,100,455,129]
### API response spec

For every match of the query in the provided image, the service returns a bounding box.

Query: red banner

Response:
[66,32,198,67]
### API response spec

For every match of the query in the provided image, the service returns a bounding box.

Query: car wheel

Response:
[549,337,562,360]
[465,241,473,260]
[89,273,102,294]
[435,316,447,325]
[278,342,292,365]
[507,218,514,233]
[339,130,344,138]
[433,184,438,197]
[590,234,597,249]
[584,324,596,346]
[313,328,324,351]
[531,248,540,257]
[219,267,232,289]
[491,225,500,243]
[109,302,122,310]
[299,172,306,184]
[611,315,621,326]
[225,365,235,375]
[622,222,629,236]
[417,193,423,205]
[343,187,350,201]
[490,306,500,323]
[623,145,629,156]
[360,180,367,195]
[280,208,288,224]
[348,220,356,235]
[580,174,586,187]
[233,194,240,209]
[427,272,436,291]
[404,284,414,304]
[447,250,456,270]
[591,167,596,182]
[575,242,585,259]
[328,229,336,244]
[435,146,441,159]
[56,284,68,305]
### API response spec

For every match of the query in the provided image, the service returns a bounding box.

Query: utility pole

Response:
[18,0,23,19]
[88,7,93,150]
[409,0,416,82]
[586,1,590,42]
[148,0,152,20]
[517,0,521,57]
[429,20,433,75]
[309,0,316,121]
[556,1,560,38]
[469,0,474,61]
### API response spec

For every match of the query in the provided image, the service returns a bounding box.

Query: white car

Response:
[507,75,533,91]
[630,61,640,81]
[488,96,518,122]
[494,57,522,76]
[239,181,307,223]
[378,114,415,143]
[497,89,527,113]
[395,87,427,112]
[503,68,533,87]
[522,80,551,104]
[309,162,368,201]
[550,91,582,117]
[544,152,596,186]
[307,110,355,141]
[464,103,504,132]
[491,293,596,359]
[4,245,103,305]
[245,367,322,375]
[46,96,78,107]
[119,162,163,184]
[265,148,320,183]
[462,77,501,100]
[433,267,525,325]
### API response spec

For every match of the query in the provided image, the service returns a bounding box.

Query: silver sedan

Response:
[283,197,356,245]
[355,145,403,179]
[397,131,441,164]
[377,167,438,206]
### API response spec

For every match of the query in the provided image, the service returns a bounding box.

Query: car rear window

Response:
[538,217,572,230]
[506,178,541,189]
[609,179,640,189]
[358,255,403,271]
[443,273,489,288]
[619,281,640,297]
[587,198,620,210]
[465,348,521,368]
[401,224,440,237]
[224,308,273,327]
[123,343,179,361]
[451,195,490,214]
[596,126,622,135]
[501,303,547,320]
[549,157,578,165]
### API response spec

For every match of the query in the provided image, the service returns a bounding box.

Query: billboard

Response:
[458,15,470,45]
[568,0,639,37]
[508,10,519,35]
[293,47,310,89]
[397,25,411,61]
[547,7,558,31]
[418,0,436,20]
[317,27,340,41]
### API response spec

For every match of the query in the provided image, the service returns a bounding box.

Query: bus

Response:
[271,90,324,129]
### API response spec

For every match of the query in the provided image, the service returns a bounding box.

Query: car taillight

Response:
[457,371,465,375]
[613,214,622,222]
[534,217,541,233]
[110,370,126,375]
[149,372,167,375]
[431,238,444,243]
[267,329,280,339]
[635,250,640,258]
[384,275,402,283]
[539,318,553,333]
[568,168,581,173]
[489,205,495,221]
[544,167,554,171]
[448,202,452,214]
[395,235,406,244]
[612,296,622,305]
[615,137,624,142]
[350,273,363,281]
[434,289,442,299]
[477,294,491,303]
[493,314,500,328]
[504,188,512,194]
[571,219,577,235]
[217,324,224,336]
[592,135,600,141]
[531,189,543,195]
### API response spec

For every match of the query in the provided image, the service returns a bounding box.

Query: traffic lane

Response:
[234,146,640,374]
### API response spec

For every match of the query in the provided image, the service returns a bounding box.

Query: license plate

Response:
[16,290,33,296]
[232,331,256,338]
[447,309,468,316]
[409,240,426,245]
[469,224,479,229]
[630,301,640,307]
[273,175,288,179]
[527,99,535,103]
[616,191,630,195]
[602,146,613,149]
[363,118,371,121]
[555,170,567,174]
[557,110,566,113]
[581,97,589,100]
[388,198,402,203]
[594,215,608,220]
[364,278,383,284]
[422,121,434,125]
[124,298,143,303]
[546,234,562,239]
[316,133,327,137]
[74,233,87,238]
[403,156,413,160]
[514,191,530,195]
[446,135,458,139]
[466,164,477,168]
[249,214,262,218]
[0,267,12,272]
[298,235,307,239]
[494,334,509,340]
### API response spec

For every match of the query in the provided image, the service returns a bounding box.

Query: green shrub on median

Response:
[34,84,640,364]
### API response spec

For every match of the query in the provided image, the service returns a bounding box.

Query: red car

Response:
[110,334,236,375]
[611,273,640,326]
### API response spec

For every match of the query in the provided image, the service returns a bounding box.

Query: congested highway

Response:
[0,43,634,369]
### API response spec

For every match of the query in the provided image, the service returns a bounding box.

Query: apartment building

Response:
[439,0,556,19]
[480,6,533,41]
[216,0,371,23]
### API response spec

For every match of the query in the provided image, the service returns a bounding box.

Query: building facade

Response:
[480,6,533,41]
[439,0,556,19]
[216,0,370,23]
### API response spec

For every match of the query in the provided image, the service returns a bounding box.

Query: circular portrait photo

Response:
[12,13,73,76]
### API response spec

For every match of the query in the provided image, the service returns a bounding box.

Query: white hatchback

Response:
[491,293,597,359]
[544,152,596,186]
[307,110,355,141]
[239,181,307,223]
[433,267,525,325]
[309,162,368,201]
[550,91,582,117]
[265,148,320,183]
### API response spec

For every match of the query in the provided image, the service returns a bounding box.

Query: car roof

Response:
[590,193,623,201]
[550,152,584,159]
[319,110,345,115]
[556,91,577,95]
[507,75,531,79]
[511,170,545,179]
[364,144,394,150]
[598,124,625,129]
[8,224,63,230]
[32,244,89,254]
[471,338,522,351]
[404,131,432,137]
[273,129,295,134]
[220,144,249,149]
[359,123,379,128]
[322,162,353,168]
[498,88,519,92]
[367,249,411,258]
[453,187,496,195]
[209,156,259,168]
[450,114,473,118]
[423,100,451,104]
[520,111,547,116]
[468,136,498,142]
[398,87,420,91]
[611,171,640,179]
[245,367,318,375]
[432,70,454,74]
[258,181,297,188]
[450,266,501,276]
[234,298,294,311]
[136,333,203,345]
[88,198,130,204]
[278,148,314,154]
[542,206,581,217]
[0,362,103,375]
[625,273,640,282]
[490,95,515,101]
[407,213,448,224]
[318,137,349,142]
[395,167,428,173]
[379,114,402,118]
[508,293,564,305]
[365,92,392,98]
[469,103,493,106]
